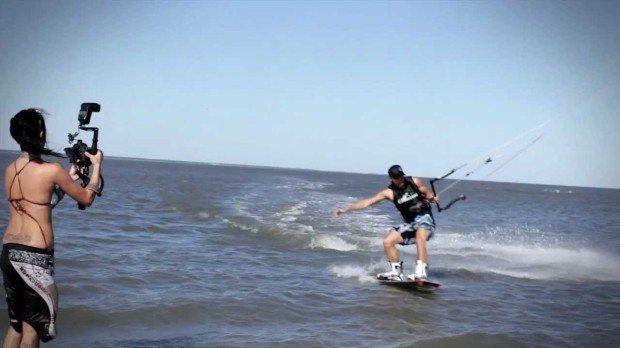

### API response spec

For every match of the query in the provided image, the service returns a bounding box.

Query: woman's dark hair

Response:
[10,108,63,157]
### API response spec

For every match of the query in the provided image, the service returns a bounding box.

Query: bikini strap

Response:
[8,159,50,206]
[7,158,51,250]
[7,160,29,201]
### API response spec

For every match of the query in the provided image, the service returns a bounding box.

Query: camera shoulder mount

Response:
[64,103,104,210]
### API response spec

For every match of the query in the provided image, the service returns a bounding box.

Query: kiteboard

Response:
[378,279,441,293]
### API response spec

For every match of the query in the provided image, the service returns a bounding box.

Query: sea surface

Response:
[0,151,619,347]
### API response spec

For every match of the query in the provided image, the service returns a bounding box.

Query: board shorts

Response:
[1,243,58,342]
[394,213,436,245]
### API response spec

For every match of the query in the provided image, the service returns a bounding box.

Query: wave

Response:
[476,246,620,281]
[273,179,335,191]
[274,201,307,223]
[309,234,358,251]
[434,232,620,282]
[197,173,618,283]
[220,217,260,233]
[325,224,620,283]
[330,264,377,283]
[216,195,620,282]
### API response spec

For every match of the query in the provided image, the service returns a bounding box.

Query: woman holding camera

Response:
[2,109,103,346]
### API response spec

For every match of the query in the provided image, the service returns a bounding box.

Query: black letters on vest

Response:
[388,176,432,223]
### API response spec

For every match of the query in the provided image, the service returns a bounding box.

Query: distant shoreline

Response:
[0,149,616,190]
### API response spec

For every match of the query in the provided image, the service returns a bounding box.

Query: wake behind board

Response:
[378,279,441,293]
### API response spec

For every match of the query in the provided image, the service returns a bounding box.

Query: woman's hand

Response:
[84,150,104,166]
[69,165,80,181]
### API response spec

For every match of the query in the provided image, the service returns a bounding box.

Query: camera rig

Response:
[65,103,104,210]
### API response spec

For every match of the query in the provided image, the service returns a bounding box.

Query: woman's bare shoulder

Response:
[40,162,68,180]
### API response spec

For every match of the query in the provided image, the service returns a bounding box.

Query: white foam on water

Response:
[328,210,404,252]
[197,212,210,220]
[332,209,393,233]
[277,221,315,234]
[231,202,267,224]
[310,234,358,251]
[280,216,297,222]
[274,201,307,223]
[297,181,335,190]
[350,234,384,250]
[330,264,377,283]
[273,178,335,191]
[485,245,619,281]
[433,231,620,282]
[220,217,260,234]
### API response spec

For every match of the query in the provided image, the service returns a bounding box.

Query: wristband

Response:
[85,183,101,195]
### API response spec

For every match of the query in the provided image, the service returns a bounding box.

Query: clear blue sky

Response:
[1,0,618,188]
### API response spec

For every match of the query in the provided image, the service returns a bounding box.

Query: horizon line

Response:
[0,148,617,190]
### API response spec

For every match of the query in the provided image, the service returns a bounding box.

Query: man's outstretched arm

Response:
[334,189,391,216]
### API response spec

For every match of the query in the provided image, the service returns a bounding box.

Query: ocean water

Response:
[0,151,619,347]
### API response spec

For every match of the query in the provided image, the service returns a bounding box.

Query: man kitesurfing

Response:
[332,122,547,286]
[334,165,439,281]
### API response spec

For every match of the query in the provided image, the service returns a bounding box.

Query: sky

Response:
[1,0,619,189]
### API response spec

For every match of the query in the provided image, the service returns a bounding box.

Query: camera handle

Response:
[80,127,99,154]
[76,127,102,210]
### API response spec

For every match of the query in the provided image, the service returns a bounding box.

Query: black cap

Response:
[388,165,405,178]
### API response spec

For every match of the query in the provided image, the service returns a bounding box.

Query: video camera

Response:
[65,103,103,210]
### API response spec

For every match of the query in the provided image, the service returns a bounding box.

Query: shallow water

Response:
[0,152,618,347]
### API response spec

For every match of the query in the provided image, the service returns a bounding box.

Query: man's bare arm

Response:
[334,189,392,216]
[413,177,439,202]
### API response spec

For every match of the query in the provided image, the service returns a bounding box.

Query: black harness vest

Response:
[389,176,432,223]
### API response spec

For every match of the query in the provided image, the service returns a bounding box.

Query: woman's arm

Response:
[52,150,103,207]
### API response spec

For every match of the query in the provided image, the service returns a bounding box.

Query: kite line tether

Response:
[429,121,548,212]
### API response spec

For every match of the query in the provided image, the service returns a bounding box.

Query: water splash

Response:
[310,234,358,251]
[330,264,377,283]
[434,228,620,282]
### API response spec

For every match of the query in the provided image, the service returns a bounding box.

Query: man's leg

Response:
[415,228,430,263]
[383,229,404,262]
[377,230,406,280]
[408,228,431,280]
[3,326,22,348]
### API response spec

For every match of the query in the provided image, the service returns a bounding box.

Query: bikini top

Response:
[7,159,61,249]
